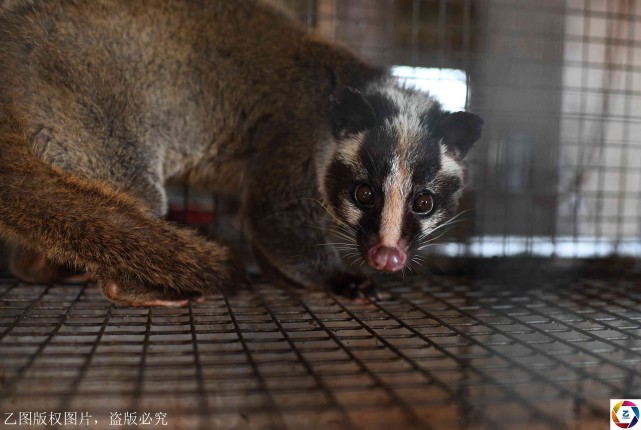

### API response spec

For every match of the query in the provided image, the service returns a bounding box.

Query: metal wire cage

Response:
[280,0,641,260]
[4,274,641,430]
[2,1,641,429]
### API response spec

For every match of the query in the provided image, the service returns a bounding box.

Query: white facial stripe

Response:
[439,143,464,180]
[315,136,337,202]
[378,119,461,249]
[419,213,445,238]
[377,78,438,121]
[387,114,424,156]
[335,133,365,170]
[378,111,424,248]
[341,198,361,226]
[428,144,465,205]
[379,155,411,247]
[317,133,366,204]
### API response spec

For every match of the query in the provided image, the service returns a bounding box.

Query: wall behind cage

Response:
[271,0,641,258]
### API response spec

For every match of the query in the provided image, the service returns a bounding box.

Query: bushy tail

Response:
[0,132,241,302]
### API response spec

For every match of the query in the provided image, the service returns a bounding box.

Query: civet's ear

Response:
[433,111,483,158]
[330,86,377,139]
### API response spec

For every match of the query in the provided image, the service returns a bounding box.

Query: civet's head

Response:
[321,79,482,272]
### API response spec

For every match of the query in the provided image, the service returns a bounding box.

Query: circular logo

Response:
[612,400,640,429]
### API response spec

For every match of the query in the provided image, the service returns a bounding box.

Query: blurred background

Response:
[262,0,641,269]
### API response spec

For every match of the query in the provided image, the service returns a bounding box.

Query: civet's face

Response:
[322,82,482,272]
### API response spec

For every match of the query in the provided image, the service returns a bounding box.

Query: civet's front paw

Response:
[330,273,381,301]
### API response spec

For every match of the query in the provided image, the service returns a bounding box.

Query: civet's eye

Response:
[354,183,375,207]
[413,192,435,214]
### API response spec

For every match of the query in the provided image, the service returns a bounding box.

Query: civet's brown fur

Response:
[0,0,483,305]
[0,0,381,305]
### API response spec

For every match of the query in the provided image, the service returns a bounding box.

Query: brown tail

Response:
[0,132,241,300]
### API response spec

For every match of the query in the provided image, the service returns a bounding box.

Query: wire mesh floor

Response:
[1,272,639,430]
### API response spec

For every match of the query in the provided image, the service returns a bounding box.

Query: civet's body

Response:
[0,0,481,305]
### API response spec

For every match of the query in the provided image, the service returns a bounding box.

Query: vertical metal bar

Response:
[614,1,635,250]
[475,0,494,259]
[572,0,593,255]
[182,182,190,226]
[437,0,447,64]
[593,0,614,247]
[411,0,420,65]
[385,0,395,66]
[462,0,471,110]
